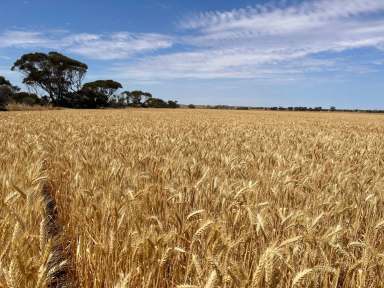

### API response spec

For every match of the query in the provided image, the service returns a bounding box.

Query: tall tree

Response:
[12,52,88,105]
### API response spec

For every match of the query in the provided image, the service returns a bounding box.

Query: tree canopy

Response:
[127,90,153,107]
[12,52,88,105]
[83,80,122,98]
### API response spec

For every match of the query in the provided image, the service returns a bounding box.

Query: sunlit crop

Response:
[1,109,384,287]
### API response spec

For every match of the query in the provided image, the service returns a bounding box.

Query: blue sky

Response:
[1,0,384,109]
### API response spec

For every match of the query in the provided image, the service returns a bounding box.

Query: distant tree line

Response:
[1,51,383,113]
[0,51,179,110]
[190,105,384,113]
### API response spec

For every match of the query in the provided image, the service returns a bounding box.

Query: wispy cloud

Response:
[0,30,173,60]
[0,31,50,48]
[181,0,384,34]
[63,32,173,60]
[1,0,384,80]
[122,0,384,80]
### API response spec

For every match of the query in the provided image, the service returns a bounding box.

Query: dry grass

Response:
[5,103,59,111]
[1,109,384,287]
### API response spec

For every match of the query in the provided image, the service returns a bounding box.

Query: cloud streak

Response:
[181,0,384,34]
[115,0,384,80]
[63,32,173,60]
[1,0,384,80]
[0,31,173,60]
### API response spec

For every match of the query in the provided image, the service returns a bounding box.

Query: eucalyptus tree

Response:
[12,52,88,105]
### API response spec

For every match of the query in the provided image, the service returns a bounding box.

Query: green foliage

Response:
[0,76,12,87]
[167,100,179,108]
[0,76,20,109]
[73,80,123,108]
[0,75,19,92]
[12,92,41,105]
[62,89,108,109]
[0,85,12,110]
[144,98,179,108]
[145,97,168,108]
[127,90,153,107]
[83,80,122,97]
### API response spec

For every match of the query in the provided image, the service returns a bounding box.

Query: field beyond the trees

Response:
[1,109,384,287]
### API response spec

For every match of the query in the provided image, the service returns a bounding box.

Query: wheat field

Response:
[1,109,384,287]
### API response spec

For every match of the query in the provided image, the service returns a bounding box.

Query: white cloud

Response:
[113,0,384,80]
[181,0,384,34]
[1,0,384,80]
[183,0,384,61]
[0,31,173,60]
[109,49,340,81]
[63,32,173,60]
[0,31,51,48]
